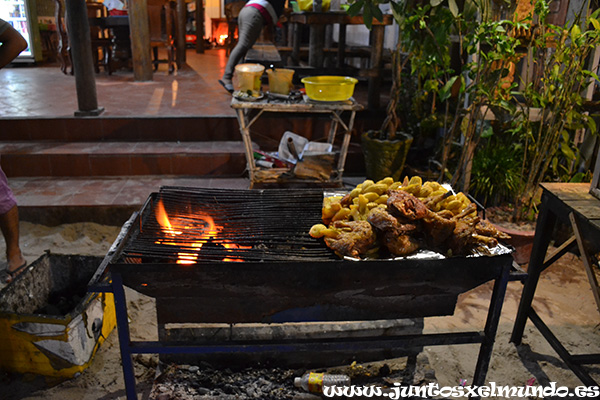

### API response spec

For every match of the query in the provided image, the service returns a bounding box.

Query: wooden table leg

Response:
[510,191,557,345]
[336,110,356,177]
[235,109,256,187]
[570,212,600,314]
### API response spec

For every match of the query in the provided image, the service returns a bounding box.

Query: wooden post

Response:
[368,25,384,110]
[64,0,103,116]
[309,0,324,68]
[176,0,186,65]
[336,24,346,69]
[128,0,153,81]
[195,0,205,53]
[291,23,301,65]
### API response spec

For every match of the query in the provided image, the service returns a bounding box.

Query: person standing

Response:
[219,0,286,93]
[0,18,28,283]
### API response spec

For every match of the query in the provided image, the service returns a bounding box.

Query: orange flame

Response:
[156,200,181,236]
[218,34,228,45]
[222,242,252,262]
[154,199,248,264]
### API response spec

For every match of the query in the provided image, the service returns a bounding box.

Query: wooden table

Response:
[510,183,600,386]
[102,1,186,80]
[231,96,363,188]
[287,12,393,110]
[102,16,132,71]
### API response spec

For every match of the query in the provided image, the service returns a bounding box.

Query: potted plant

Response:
[359,38,413,182]
[352,1,413,182]
[349,0,473,182]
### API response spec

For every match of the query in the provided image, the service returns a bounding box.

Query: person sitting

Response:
[219,0,287,93]
[0,18,28,283]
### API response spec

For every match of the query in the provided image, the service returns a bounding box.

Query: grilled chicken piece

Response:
[473,234,499,247]
[368,207,417,234]
[367,207,420,256]
[387,190,429,221]
[384,232,420,256]
[422,211,456,247]
[475,219,511,240]
[324,220,376,258]
[446,203,509,255]
[447,217,479,255]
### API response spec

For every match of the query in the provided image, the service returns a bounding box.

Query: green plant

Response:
[509,0,600,220]
[348,0,459,139]
[351,0,599,222]
[447,16,522,192]
[470,134,522,206]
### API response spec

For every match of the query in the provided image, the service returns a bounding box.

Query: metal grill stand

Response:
[89,188,518,400]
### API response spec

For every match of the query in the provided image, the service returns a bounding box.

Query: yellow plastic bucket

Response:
[267,68,295,94]
[234,63,265,92]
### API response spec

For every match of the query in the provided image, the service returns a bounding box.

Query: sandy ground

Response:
[0,221,599,399]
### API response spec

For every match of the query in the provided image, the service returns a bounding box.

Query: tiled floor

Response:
[2,48,249,216]
[1,48,372,220]
[1,47,374,118]
[1,48,237,118]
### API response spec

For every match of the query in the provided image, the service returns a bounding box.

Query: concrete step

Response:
[8,176,252,226]
[0,141,253,177]
[0,116,241,142]
[8,175,365,226]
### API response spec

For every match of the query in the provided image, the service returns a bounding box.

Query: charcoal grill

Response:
[90,187,518,400]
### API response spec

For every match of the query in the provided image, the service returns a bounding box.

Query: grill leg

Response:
[112,272,138,400]
[472,262,511,389]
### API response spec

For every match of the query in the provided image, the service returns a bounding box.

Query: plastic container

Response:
[267,68,295,94]
[234,63,265,92]
[0,253,116,379]
[301,76,358,101]
[294,372,351,393]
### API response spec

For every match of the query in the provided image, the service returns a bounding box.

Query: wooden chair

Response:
[224,0,246,56]
[147,0,176,73]
[86,1,114,74]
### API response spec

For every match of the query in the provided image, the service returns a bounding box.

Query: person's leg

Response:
[221,7,265,87]
[0,205,24,272]
[0,164,24,275]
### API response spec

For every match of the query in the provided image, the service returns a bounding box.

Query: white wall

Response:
[203,0,221,38]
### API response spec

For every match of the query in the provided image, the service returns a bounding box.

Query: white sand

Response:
[0,222,598,399]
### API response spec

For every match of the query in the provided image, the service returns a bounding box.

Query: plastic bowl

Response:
[301,76,358,101]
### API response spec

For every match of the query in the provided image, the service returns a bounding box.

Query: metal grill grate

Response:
[117,187,338,263]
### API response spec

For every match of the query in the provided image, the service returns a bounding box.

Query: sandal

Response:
[218,79,234,94]
[2,261,28,284]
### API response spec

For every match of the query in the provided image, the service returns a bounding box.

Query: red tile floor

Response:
[0,48,237,118]
[1,48,369,223]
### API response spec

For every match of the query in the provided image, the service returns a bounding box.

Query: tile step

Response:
[8,176,252,226]
[0,141,255,177]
